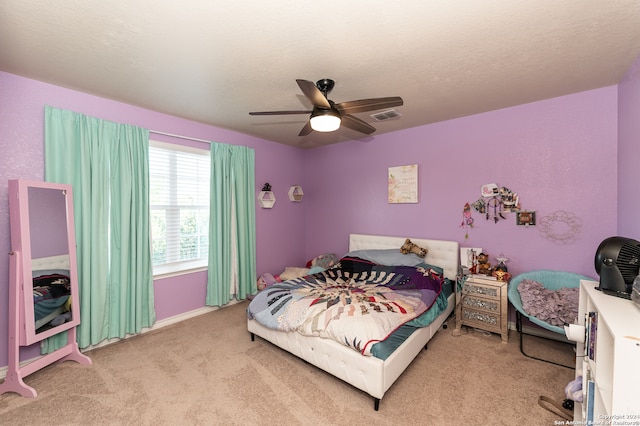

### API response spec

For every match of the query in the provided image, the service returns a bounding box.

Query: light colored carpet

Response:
[0,301,575,425]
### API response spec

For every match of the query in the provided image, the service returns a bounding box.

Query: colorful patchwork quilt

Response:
[247,258,444,356]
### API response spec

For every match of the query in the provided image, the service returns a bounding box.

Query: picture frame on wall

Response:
[388,164,418,204]
[516,210,536,226]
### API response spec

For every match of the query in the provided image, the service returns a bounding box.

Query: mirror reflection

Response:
[27,187,74,334]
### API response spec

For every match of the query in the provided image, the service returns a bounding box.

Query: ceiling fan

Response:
[249,79,403,137]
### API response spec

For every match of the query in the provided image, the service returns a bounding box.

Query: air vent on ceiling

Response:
[370,109,402,122]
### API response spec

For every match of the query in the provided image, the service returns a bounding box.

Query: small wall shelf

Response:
[258,191,276,208]
[288,185,304,202]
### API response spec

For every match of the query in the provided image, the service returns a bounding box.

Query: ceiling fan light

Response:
[310,110,341,132]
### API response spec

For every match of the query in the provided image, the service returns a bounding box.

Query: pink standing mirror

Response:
[0,179,90,397]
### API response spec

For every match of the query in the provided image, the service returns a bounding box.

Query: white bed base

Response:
[248,234,459,410]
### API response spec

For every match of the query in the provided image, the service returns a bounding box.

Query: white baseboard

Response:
[83,300,243,352]
[0,300,243,380]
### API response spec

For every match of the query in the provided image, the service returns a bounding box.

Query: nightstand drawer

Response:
[462,281,501,299]
[461,307,502,332]
[461,294,500,314]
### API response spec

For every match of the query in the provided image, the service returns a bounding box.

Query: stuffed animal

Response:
[477,252,492,275]
[257,273,277,291]
[311,253,338,269]
[400,239,428,258]
[492,269,511,282]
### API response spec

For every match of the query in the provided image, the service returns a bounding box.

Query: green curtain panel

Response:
[207,143,257,306]
[43,106,155,351]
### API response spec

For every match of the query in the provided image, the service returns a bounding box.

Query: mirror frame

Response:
[8,179,81,346]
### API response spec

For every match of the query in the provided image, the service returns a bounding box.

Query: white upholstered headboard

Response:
[349,234,459,280]
[31,254,70,271]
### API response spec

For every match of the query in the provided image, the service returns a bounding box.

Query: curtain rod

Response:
[149,129,211,144]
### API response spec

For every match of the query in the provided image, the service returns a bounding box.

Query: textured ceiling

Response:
[2,1,640,148]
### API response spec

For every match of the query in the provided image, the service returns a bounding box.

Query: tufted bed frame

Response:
[247,234,460,410]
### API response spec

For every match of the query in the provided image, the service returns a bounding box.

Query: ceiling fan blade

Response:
[341,114,376,135]
[335,97,403,114]
[298,121,313,136]
[249,110,311,116]
[296,79,331,109]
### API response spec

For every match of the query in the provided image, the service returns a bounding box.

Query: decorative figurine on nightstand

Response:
[477,252,492,275]
[493,269,511,282]
[492,254,511,281]
[494,253,509,271]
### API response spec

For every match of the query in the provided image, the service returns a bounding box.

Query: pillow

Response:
[32,268,70,278]
[278,267,310,281]
[306,253,338,269]
[307,266,326,275]
[338,256,377,273]
[344,249,425,266]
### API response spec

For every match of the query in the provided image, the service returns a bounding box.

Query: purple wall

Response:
[302,87,619,279]
[0,71,305,366]
[1,53,639,370]
[617,54,640,239]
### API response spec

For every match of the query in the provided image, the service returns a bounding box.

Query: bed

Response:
[247,234,459,410]
[31,254,73,331]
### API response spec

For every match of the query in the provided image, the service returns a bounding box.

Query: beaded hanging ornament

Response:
[460,202,475,240]
[486,196,506,223]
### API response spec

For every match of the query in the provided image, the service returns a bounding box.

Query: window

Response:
[149,141,210,276]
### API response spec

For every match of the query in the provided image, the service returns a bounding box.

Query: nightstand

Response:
[454,276,509,342]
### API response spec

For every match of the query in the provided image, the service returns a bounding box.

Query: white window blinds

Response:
[149,140,210,276]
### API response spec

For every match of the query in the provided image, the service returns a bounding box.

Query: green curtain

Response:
[207,142,256,306]
[43,106,155,350]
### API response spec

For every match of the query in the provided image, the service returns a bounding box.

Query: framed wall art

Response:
[388,164,418,204]
[516,210,536,226]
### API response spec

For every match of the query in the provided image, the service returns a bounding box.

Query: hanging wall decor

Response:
[460,202,475,240]
[388,164,418,204]
[471,184,520,223]
[538,210,582,244]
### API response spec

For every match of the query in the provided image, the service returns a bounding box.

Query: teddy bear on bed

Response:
[400,239,428,258]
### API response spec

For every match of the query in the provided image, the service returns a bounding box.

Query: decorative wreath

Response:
[538,211,582,244]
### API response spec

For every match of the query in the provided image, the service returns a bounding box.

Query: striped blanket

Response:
[247,260,444,356]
